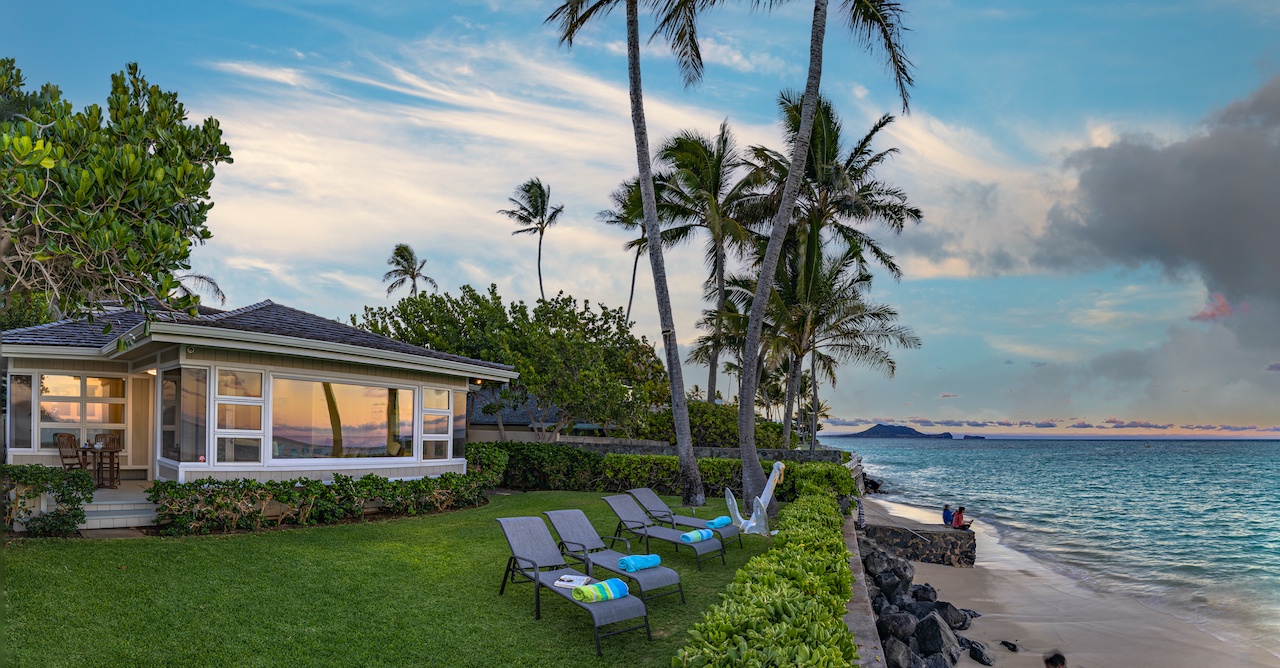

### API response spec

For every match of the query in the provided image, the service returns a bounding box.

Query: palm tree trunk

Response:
[781,353,801,446]
[322,382,344,458]
[625,245,640,323]
[809,344,819,452]
[537,231,546,301]
[737,0,828,509]
[706,240,725,403]
[626,0,704,506]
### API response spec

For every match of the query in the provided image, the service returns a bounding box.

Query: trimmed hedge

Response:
[638,401,798,449]
[672,492,857,667]
[487,441,855,502]
[147,445,509,535]
[2,464,96,537]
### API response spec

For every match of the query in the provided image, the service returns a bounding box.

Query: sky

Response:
[9,1,1280,438]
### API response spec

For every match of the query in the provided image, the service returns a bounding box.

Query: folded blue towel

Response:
[705,515,732,529]
[680,528,715,543]
[617,554,661,572]
[572,578,629,602]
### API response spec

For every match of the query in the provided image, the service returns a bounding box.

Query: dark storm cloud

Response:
[1033,75,1280,312]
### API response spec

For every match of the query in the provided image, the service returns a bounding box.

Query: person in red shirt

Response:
[952,506,972,530]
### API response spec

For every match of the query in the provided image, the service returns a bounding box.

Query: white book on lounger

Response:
[554,575,590,589]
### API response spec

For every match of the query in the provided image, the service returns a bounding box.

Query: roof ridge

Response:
[1,315,84,335]
[202,299,274,321]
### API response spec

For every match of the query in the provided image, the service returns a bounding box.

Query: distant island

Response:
[833,424,954,439]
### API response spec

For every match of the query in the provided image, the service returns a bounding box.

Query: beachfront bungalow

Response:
[2,300,518,485]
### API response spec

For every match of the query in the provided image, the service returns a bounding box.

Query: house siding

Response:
[183,462,465,482]
[185,347,466,388]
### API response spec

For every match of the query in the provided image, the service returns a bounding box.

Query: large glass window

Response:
[36,374,127,451]
[213,369,264,464]
[272,378,413,459]
[160,368,207,462]
[7,375,33,449]
[422,387,452,460]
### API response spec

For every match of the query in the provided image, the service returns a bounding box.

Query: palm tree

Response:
[382,243,437,298]
[736,0,914,508]
[498,178,564,301]
[174,272,227,305]
[549,0,709,506]
[657,121,761,404]
[597,175,690,323]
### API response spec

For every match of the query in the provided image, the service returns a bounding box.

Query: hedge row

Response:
[636,401,797,449]
[672,492,857,667]
[2,464,96,537]
[490,441,856,501]
[146,445,508,535]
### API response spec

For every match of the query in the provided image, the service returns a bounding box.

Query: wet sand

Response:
[864,499,1280,668]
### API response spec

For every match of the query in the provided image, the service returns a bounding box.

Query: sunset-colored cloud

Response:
[1190,293,1236,322]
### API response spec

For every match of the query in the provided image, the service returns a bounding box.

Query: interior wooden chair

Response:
[93,433,123,488]
[56,433,87,471]
[94,432,122,450]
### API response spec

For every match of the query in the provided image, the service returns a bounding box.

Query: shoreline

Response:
[863,498,1280,668]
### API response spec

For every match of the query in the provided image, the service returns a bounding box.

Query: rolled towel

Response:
[572,578,629,602]
[705,515,732,530]
[680,528,715,543]
[617,554,661,572]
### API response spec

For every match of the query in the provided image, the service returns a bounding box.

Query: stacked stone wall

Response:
[863,525,976,568]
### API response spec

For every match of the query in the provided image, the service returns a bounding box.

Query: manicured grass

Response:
[5,491,769,667]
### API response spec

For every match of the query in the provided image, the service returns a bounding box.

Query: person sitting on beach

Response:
[1044,650,1066,667]
[952,506,972,530]
[942,504,954,526]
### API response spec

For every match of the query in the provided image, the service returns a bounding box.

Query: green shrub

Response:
[672,493,856,667]
[638,402,798,449]
[146,448,510,535]
[488,441,604,491]
[2,464,96,537]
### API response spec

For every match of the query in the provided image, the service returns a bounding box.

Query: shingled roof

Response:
[2,300,514,372]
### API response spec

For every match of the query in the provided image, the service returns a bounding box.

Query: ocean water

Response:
[822,437,1280,658]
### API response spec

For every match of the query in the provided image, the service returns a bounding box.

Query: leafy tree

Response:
[353,285,667,440]
[735,0,913,507]
[498,178,563,301]
[1,59,232,320]
[382,243,437,298]
[549,0,708,505]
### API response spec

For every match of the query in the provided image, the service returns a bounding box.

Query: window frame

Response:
[35,373,128,453]
[265,372,420,466]
[212,366,266,465]
[420,385,453,461]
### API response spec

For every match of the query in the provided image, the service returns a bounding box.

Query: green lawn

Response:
[5,491,769,667]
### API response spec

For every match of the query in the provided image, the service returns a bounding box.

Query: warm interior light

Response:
[144,369,157,376]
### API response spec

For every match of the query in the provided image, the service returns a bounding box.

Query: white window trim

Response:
[212,366,266,465]
[33,372,130,457]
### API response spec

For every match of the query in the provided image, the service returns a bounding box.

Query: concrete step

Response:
[81,506,157,529]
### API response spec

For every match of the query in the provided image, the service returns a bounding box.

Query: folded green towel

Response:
[572,578,629,602]
[680,528,715,543]
[617,554,661,572]
[705,515,732,529]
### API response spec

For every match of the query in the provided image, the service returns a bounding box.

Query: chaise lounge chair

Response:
[626,487,744,549]
[496,516,651,656]
[544,509,685,604]
[601,494,725,571]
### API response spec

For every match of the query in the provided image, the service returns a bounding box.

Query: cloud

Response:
[1266,362,1280,371]
[1216,424,1258,432]
[1190,293,1239,322]
[1108,420,1174,429]
[212,61,315,88]
[1033,420,1057,428]
[826,417,876,427]
[1033,74,1280,309]
[1030,361,1049,368]
[939,392,959,399]
[1067,421,1094,428]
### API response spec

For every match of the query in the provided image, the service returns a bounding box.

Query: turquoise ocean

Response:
[821,437,1280,658]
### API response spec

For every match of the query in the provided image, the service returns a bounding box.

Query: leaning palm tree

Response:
[736,0,914,508]
[498,178,564,301]
[382,243,437,298]
[549,0,710,505]
[597,175,691,323]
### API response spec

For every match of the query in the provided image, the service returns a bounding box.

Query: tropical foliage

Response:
[498,177,562,301]
[353,284,667,439]
[0,59,232,320]
[382,243,437,298]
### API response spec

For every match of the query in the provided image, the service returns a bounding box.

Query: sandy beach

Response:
[863,499,1280,668]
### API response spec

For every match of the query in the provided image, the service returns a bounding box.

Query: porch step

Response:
[82,505,158,529]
